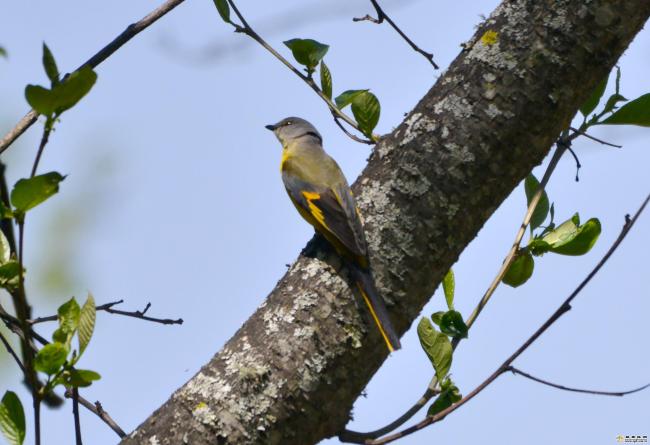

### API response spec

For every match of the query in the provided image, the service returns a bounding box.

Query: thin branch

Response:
[72,388,83,445]
[29,299,183,325]
[353,0,439,69]
[30,124,52,178]
[65,390,127,438]
[367,194,650,444]
[0,330,25,374]
[0,0,187,154]
[508,366,650,397]
[570,126,622,148]
[225,0,374,144]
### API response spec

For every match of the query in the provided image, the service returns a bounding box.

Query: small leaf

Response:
[417,318,452,382]
[439,310,468,339]
[57,298,80,337]
[427,378,462,417]
[78,293,96,357]
[11,172,65,214]
[580,75,608,118]
[0,391,25,445]
[0,261,22,292]
[34,343,68,375]
[601,93,650,127]
[351,91,380,138]
[283,39,329,72]
[25,66,97,116]
[42,43,59,85]
[334,89,368,109]
[212,0,230,23]
[549,218,601,256]
[524,174,550,232]
[430,311,445,326]
[0,200,13,219]
[25,85,56,116]
[0,230,10,263]
[320,61,332,100]
[601,93,627,116]
[541,214,579,246]
[63,369,101,388]
[502,250,534,287]
[442,269,455,310]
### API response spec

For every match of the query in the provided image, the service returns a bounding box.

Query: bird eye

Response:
[285,121,293,126]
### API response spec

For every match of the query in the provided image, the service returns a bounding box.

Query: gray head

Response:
[265,117,322,146]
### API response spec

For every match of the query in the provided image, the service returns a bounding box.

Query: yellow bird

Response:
[266,117,401,352]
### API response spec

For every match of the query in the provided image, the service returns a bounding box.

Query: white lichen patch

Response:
[147,435,160,445]
[433,93,473,120]
[485,103,502,118]
[398,113,437,147]
[193,403,218,426]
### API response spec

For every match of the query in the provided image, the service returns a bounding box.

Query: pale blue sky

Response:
[0,1,648,444]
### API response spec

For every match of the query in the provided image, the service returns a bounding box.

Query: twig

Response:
[72,388,83,445]
[507,366,650,397]
[29,299,182,325]
[0,330,25,373]
[225,0,374,144]
[30,125,52,178]
[0,0,187,154]
[65,390,126,438]
[569,126,622,148]
[367,193,650,444]
[353,0,439,69]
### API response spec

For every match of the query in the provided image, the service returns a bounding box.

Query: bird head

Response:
[265,117,322,146]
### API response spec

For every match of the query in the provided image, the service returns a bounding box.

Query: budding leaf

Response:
[11,172,65,214]
[42,43,59,85]
[417,317,452,382]
[283,39,329,73]
[439,310,468,339]
[502,250,534,287]
[78,293,96,357]
[427,378,462,417]
[34,343,68,375]
[63,369,101,388]
[25,66,97,116]
[601,93,650,127]
[335,89,368,109]
[547,217,601,256]
[212,0,230,23]
[351,91,380,138]
[320,61,332,100]
[0,230,10,263]
[524,174,549,232]
[442,269,455,310]
[0,391,25,445]
[0,261,22,292]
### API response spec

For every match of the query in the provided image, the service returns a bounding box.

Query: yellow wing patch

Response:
[301,191,329,230]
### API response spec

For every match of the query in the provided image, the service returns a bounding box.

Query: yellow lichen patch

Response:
[194,401,208,411]
[480,30,499,46]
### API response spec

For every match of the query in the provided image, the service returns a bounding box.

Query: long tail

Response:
[350,266,401,352]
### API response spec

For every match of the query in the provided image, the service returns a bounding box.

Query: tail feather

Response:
[351,267,401,352]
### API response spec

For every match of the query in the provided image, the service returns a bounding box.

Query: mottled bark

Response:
[121,1,650,444]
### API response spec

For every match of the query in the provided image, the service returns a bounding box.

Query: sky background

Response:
[0,1,648,444]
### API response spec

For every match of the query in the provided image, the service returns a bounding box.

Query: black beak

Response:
[265,124,276,131]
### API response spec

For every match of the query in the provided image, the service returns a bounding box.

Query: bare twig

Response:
[29,299,182,325]
[0,0,187,154]
[367,194,650,444]
[508,366,650,397]
[353,0,439,69]
[65,390,127,438]
[224,0,374,144]
[72,388,83,445]
[0,330,25,373]
[30,125,52,178]
[570,126,622,148]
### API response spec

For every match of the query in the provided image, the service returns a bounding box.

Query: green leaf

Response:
[442,269,455,310]
[0,391,25,445]
[63,369,101,388]
[601,93,650,127]
[439,310,468,339]
[42,43,59,85]
[0,200,13,219]
[0,47,7,59]
[0,230,10,263]
[580,75,607,118]
[25,66,97,116]
[283,39,329,73]
[542,214,579,246]
[601,93,627,116]
[524,174,549,232]
[78,293,96,357]
[502,250,534,287]
[320,61,332,100]
[212,0,230,23]
[430,311,445,326]
[417,318,452,382]
[334,89,368,109]
[549,218,601,256]
[11,172,65,214]
[0,261,22,292]
[351,91,380,138]
[34,343,68,375]
[427,378,462,417]
[57,298,80,336]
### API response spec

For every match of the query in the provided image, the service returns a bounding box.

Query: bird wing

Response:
[282,171,367,262]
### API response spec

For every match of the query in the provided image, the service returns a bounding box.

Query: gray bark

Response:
[120,1,650,444]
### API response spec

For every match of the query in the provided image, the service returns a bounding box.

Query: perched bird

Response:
[265,117,401,352]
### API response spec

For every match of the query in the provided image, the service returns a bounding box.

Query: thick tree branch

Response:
[119,1,650,444]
